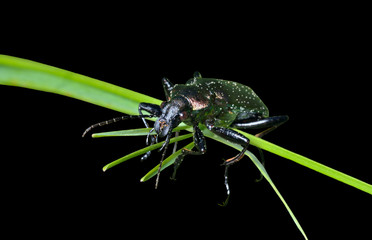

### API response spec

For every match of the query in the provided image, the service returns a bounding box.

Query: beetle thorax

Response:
[154,97,189,137]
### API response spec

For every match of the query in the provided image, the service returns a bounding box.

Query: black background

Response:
[1,6,371,239]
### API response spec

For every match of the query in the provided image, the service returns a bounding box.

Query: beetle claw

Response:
[141,151,151,161]
[159,141,167,152]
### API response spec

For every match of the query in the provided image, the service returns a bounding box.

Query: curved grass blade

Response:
[92,125,192,138]
[102,133,192,171]
[245,150,308,240]
[202,129,308,240]
[0,54,161,115]
[140,142,195,182]
[93,128,153,138]
[234,130,372,195]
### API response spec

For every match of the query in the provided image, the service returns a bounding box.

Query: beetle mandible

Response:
[83,72,288,200]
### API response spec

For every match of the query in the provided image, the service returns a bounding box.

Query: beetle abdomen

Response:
[186,78,269,119]
[169,77,269,127]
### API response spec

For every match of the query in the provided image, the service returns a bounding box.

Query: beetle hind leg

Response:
[254,147,265,182]
[206,124,250,166]
[218,165,231,207]
[231,115,288,180]
[231,115,289,135]
[223,144,249,165]
[205,124,252,206]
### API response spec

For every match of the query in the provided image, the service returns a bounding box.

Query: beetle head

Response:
[154,97,189,138]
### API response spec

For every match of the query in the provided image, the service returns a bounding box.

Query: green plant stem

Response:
[102,133,193,171]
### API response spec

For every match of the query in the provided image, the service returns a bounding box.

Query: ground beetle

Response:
[83,72,288,203]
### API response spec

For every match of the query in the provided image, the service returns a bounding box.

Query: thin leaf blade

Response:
[140,142,195,182]
[0,54,161,115]
[235,130,372,195]
[102,133,192,171]
[244,150,308,240]
[202,130,308,239]
[92,125,192,138]
[93,128,152,138]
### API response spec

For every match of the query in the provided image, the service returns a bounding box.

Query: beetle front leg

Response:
[138,103,162,126]
[171,125,206,180]
[161,77,174,101]
[206,124,250,165]
[138,103,162,161]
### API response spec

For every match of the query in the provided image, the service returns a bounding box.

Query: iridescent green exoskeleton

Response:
[168,75,270,128]
[83,72,288,203]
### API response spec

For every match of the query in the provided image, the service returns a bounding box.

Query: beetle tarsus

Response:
[218,165,231,207]
[141,152,151,161]
[255,147,265,182]
[141,128,158,161]
[170,155,183,181]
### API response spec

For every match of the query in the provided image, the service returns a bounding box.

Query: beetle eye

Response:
[179,111,189,121]
[160,101,167,109]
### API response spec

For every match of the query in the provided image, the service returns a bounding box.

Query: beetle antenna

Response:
[82,114,154,137]
[155,130,172,189]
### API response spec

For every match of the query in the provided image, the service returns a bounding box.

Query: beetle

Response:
[83,72,288,202]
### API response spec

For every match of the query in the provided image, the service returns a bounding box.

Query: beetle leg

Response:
[205,124,250,205]
[255,147,265,182]
[171,125,206,180]
[218,165,231,207]
[231,115,289,138]
[138,103,162,161]
[161,77,174,101]
[207,124,250,165]
[193,71,202,78]
[138,103,162,122]
[231,115,288,179]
